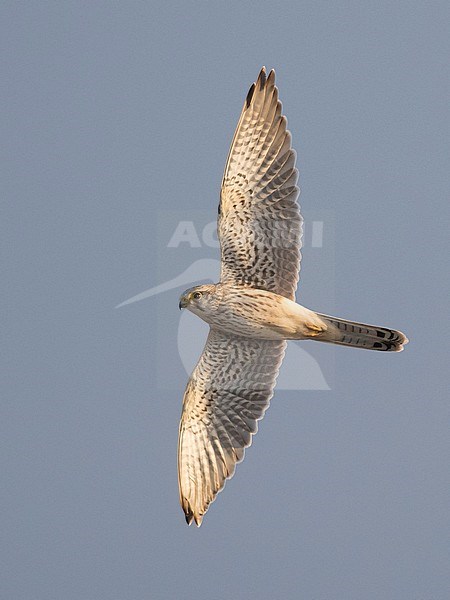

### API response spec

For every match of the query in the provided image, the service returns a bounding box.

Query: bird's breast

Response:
[194,288,293,340]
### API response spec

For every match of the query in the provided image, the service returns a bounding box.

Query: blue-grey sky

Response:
[2,2,449,599]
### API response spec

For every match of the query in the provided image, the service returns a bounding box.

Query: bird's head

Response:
[178,284,220,316]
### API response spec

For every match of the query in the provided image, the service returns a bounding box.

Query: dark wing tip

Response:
[194,515,203,527]
[257,66,267,90]
[246,67,273,108]
[183,508,203,527]
[246,82,256,108]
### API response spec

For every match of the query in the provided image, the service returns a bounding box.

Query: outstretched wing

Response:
[178,328,286,526]
[218,67,303,301]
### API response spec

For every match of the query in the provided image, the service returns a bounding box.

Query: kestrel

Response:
[177,68,408,526]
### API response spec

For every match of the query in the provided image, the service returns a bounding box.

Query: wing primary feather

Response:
[246,83,256,108]
[257,66,267,90]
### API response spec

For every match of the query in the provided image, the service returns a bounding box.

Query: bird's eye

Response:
[192,292,202,300]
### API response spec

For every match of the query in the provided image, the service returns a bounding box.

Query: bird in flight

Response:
[177,67,408,526]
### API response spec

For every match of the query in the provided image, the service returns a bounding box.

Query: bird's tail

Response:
[314,313,408,352]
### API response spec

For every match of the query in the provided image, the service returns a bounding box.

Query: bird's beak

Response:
[179,296,188,310]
